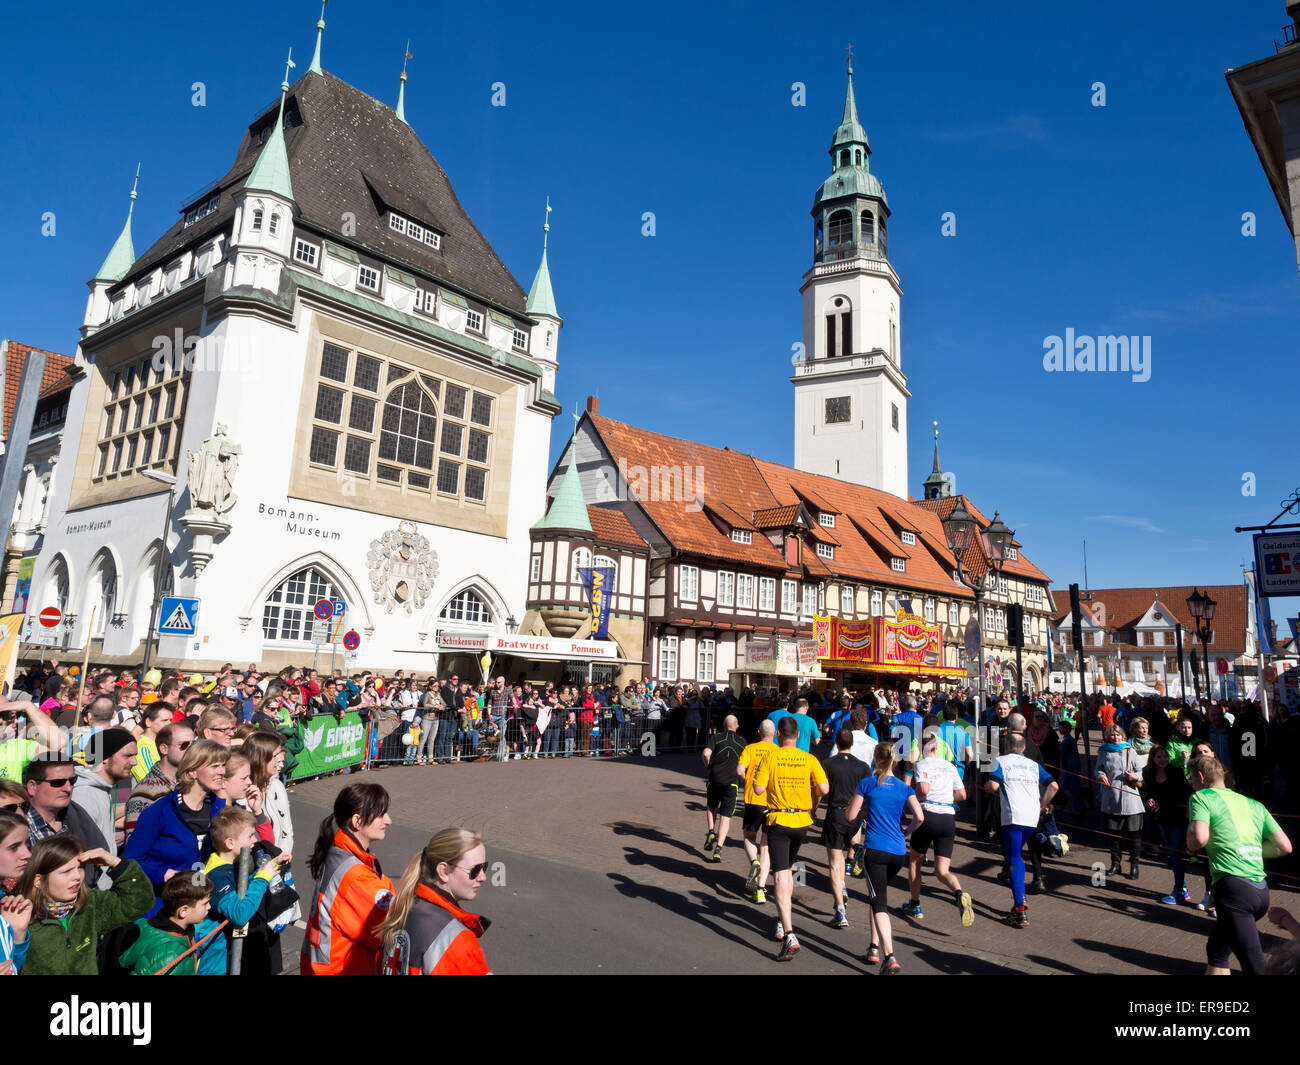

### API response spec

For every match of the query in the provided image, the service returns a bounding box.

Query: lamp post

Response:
[140,469,178,672]
[941,504,1015,839]
[1186,588,1217,706]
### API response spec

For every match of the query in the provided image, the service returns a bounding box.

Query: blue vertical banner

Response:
[578,566,615,639]
[1256,586,1274,656]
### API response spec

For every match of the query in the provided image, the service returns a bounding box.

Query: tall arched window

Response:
[839,149,850,167]
[827,210,852,249]
[878,217,887,256]
[861,209,874,245]
[252,209,263,232]
[378,380,438,487]
[439,589,492,625]
[824,297,851,358]
[47,560,69,615]
[268,213,280,236]
[570,546,592,583]
[91,554,117,638]
[263,566,336,642]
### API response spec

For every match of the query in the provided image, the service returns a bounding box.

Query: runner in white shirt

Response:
[986,734,1058,928]
[904,730,973,926]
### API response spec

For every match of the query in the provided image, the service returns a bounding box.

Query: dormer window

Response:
[901,530,916,546]
[357,265,380,292]
[252,209,263,231]
[1007,546,1019,560]
[512,329,528,352]
[293,238,319,268]
[816,542,834,560]
[731,529,752,544]
[819,513,836,528]
[891,557,905,572]
[182,192,220,229]
[388,210,442,251]
[465,309,484,334]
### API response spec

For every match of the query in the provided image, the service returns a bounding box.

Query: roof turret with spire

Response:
[245,50,297,201]
[813,48,888,218]
[94,166,141,282]
[396,42,412,124]
[307,0,326,75]
[534,412,590,532]
[923,421,951,499]
[526,197,559,320]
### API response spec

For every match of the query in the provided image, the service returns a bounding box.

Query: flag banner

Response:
[577,566,614,639]
[1257,583,1274,656]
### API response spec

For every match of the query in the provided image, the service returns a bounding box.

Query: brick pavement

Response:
[290,752,1300,975]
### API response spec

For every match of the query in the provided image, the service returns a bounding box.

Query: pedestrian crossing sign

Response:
[158,596,200,636]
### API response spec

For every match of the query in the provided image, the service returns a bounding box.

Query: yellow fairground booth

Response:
[813,612,968,689]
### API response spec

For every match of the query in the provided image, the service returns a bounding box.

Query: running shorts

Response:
[864,848,905,914]
[767,824,808,873]
[820,806,858,851]
[743,802,769,835]
[909,810,956,860]
[706,781,739,817]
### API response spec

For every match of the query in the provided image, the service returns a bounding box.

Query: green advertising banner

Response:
[289,712,367,781]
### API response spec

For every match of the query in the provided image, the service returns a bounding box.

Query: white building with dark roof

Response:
[27,23,560,672]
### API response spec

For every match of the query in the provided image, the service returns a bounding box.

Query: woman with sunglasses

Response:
[0,810,33,972]
[378,827,491,974]
[122,739,229,916]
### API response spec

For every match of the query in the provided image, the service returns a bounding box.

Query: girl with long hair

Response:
[0,810,32,972]
[844,741,924,975]
[301,782,394,974]
[379,827,491,974]
[16,835,153,974]
[244,731,293,853]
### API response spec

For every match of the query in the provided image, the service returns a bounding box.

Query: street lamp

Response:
[941,503,1016,838]
[140,469,178,672]
[1186,588,1216,705]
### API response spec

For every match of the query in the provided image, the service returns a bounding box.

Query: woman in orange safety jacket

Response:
[300,782,394,975]
[378,827,491,975]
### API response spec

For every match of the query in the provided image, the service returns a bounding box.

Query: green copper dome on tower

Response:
[813,60,888,210]
[246,50,297,202]
[533,443,591,533]
[526,198,559,319]
[831,61,870,158]
[95,166,140,283]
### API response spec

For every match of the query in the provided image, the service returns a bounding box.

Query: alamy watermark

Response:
[151,329,261,379]
[1042,329,1150,383]
[616,457,704,513]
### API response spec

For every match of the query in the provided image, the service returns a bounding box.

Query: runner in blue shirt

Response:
[845,742,923,975]
[986,734,1058,928]
[768,700,819,753]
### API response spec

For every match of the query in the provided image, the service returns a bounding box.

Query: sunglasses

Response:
[39,776,76,788]
[173,740,194,751]
[456,861,489,879]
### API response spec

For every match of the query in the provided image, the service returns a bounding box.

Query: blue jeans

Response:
[435,718,455,762]
[459,728,479,757]
[543,724,561,755]
[1157,822,1186,893]
[564,734,575,757]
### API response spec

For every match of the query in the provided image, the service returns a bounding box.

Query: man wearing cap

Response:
[216,683,243,720]
[70,728,138,885]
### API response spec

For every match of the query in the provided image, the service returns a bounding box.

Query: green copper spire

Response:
[307,0,326,75]
[830,48,871,162]
[246,49,296,201]
[526,198,559,319]
[95,164,140,282]
[923,421,950,499]
[534,421,591,533]
[396,42,412,124]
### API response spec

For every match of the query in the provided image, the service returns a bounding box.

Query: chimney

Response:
[586,395,599,415]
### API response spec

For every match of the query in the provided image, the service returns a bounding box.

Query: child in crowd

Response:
[0,810,33,973]
[15,836,154,975]
[203,807,294,975]
[119,872,221,975]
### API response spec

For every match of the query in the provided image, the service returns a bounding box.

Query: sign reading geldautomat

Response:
[290,712,367,780]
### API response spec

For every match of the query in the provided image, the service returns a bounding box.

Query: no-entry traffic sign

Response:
[1216,657,1230,675]
[314,599,333,620]
[38,606,61,628]
[343,630,360,651]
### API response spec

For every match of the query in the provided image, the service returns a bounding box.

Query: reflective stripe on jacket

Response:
[300,829,394,974]
[394,883,490,975]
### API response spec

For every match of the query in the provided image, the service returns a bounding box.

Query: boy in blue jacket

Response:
[202,807,292,974]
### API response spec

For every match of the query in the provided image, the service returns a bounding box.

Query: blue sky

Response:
[1,0,1297,620]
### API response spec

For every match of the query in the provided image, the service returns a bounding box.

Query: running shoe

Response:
[775,920,785,941]
[753,888,767,905]
[777,933,801,961]
[1176,887,1191,904]
[1207,906,1218,918]
[902,900,923,919]
[879,954,901,975]
[744,860,761,894]
[958,891,974,927]
[710,848,723,863]
[704,830,717,852]
[833,906,849,929]
[865,944,881,965]
[1160,894,1179,905]
[1008,904,1028,929]
[1196,892,1211,911]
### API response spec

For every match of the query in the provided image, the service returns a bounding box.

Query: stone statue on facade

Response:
[187,424,241,515]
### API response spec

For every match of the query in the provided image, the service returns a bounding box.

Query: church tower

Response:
[792,56,909,497]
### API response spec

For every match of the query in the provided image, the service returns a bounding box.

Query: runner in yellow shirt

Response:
[753,716,829,960]
[737,720,777,903]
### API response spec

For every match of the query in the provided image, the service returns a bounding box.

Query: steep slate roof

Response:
[1050,584,1249,651]
[2,342,72,439]
[128,72,527,313]
[585,410,1050,598]
[588,506,647,550]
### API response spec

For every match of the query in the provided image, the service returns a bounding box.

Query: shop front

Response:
[727,634,825,695]
[813,612,967,691]
[435,630,641,688]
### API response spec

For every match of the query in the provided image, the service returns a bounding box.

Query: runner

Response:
[844,742,922,974]
[737,719,778,902]
[821,728,868,928]
[701,715,745,863]
[752,716,829,960]
[1186,753,1293,975]
[985,733,1058,928]
[905,729,973,927]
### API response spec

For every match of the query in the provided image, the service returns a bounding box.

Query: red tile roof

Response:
[752,504,802,528]
[1049,584,1249,652]
[3,341,71,439]
[587,506,647,550]
[913,494,1050,583]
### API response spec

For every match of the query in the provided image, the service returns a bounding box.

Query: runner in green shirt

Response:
[1187,753,1292,975]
